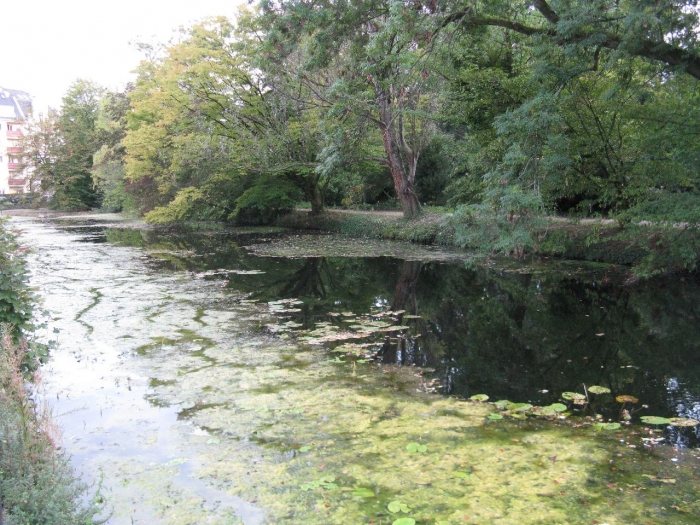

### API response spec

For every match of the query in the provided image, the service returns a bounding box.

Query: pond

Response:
[9,213,700,524]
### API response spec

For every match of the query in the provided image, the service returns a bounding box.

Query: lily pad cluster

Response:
[480,386,700,430]
[641,416,700,427]
[300,475,338,491]
[486,398,568,421]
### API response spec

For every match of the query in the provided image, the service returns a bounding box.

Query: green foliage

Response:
[145,172,303,226]
[388,500,411,513]
[0,219,32,333]
[233,175,304,224]
[91,89,132,212]
[277,210,451,245]
[350,487,375,498]
[260,0,449,217]
[145,187,208,224]
[450,188,548,258]
[49,80,105,209]
[18,2,700,274]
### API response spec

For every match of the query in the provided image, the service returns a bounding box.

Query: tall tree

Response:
[91,88,132,211]
[124,16,333,221]
[24,80,104,209]
[260,0,448,218]
[19,110,61,198]
[20,80,106,209]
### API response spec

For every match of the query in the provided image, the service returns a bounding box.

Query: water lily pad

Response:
[388,501,411,513]
[640,416,672,425]
[392,519,416,525]
[548,403,568,413]
[616,395,639,403]
[669,417,700,427]
[562,392,587,404]
[470,394,489,402]
[494,399,510,410]
[587,385,611,395]
[351,487,375,498]
[406,442,427,453]
[487,413,504,420]
[508,402,533,412]
[301,476,337,491]
[529,406,557,417]
[453,471,471,479]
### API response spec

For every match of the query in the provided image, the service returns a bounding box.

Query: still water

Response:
[10,213,700,524]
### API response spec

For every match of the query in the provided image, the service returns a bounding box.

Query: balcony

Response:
[7,162,20,170]
[6,147,21,154]
[6,130,23,138]
[8,178,25,186]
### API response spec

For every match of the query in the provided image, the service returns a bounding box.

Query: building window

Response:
[7,124,12,131]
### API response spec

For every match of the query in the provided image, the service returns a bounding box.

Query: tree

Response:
[91,88,132,211]
[432,1,700,263]
[20,80,105,210]
[124,16,333,221]
[19,110,61,199]
[259,0,449,218]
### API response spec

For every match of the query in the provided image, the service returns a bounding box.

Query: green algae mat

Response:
[12,215,700,525]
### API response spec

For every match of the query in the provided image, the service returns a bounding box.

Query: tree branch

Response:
[440,13,700,80]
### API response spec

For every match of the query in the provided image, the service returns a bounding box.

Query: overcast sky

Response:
[4,0,245,113]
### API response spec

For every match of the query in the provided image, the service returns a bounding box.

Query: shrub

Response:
[0,219,32,332]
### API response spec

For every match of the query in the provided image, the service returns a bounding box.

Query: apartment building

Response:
[0,86,32,195]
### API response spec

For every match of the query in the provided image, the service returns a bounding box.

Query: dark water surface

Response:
[10,214,700,525]
[101,224,700,448]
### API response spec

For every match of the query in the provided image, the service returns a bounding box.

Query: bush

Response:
[0,219,32,332]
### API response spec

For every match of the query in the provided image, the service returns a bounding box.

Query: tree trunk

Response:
[377,88,421,219]
[308,180,324,215]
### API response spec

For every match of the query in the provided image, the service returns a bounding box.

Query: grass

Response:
[277,210,455,245]
[0,331,106,525]
[277,209,700,277]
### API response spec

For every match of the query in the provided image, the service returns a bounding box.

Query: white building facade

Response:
[0,87,32,195]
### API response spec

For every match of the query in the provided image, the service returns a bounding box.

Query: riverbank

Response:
[0,335,104,525]
[277,209,700,277]
[0,217,102,525]
[5,207,696,278]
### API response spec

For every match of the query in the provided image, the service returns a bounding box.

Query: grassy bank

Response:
[0,334,105,525]
[0,218,104,525]
[277,210,700,277]
[277,210,454,244]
